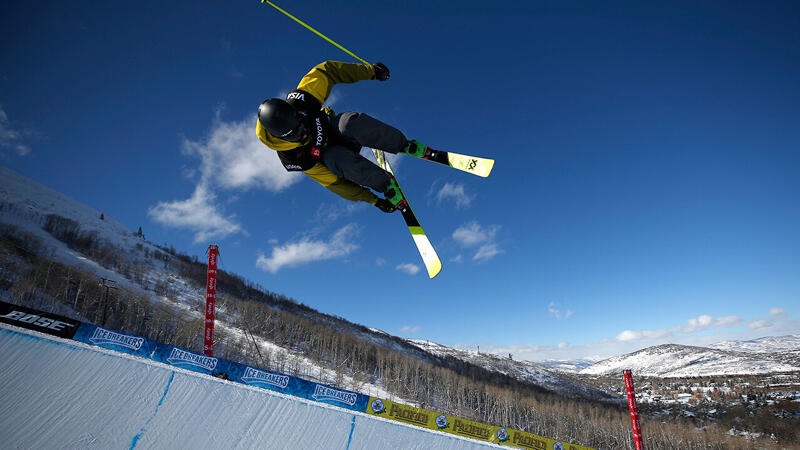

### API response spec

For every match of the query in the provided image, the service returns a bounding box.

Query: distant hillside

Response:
[406,339,612,400]
[580,343,800,378]
[708,335,800,353]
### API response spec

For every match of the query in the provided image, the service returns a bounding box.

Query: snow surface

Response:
[0,323,500,449]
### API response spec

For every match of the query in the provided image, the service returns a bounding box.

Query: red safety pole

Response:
[623,369,645,450]
[203,245,219,356]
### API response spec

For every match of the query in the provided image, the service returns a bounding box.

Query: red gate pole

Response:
[203,245,219,356]
[623,369,645,450]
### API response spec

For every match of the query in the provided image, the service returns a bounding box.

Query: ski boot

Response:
[384,178,404,207]
[383,178,411,214]
[401,140,448,165]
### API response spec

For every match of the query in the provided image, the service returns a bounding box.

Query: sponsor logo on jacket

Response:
[314,117,325,148]
[241,367,290,389]
[0,310,75,332]
[287,92,305,101]
[90,327,144,351]
[166,348,218,371]
[312,385,357,406]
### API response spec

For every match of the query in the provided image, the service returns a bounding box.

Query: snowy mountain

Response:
[580,343,800,378]
[708,335,800,353]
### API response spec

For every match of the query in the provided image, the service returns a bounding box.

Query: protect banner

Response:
[366,397,592,450]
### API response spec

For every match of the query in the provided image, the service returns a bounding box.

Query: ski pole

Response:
[260,0,370,65]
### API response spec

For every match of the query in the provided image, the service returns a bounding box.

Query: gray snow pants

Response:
[322,112,408,193]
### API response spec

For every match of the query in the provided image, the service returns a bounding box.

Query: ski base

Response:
[372,149,442,279]
[423,149,494,177]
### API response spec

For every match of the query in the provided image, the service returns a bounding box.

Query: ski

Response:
[419,148,495,178]
[371,149,442,279]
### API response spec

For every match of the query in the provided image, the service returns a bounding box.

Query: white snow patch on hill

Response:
[708,335,800,353]
[580,344,800,378]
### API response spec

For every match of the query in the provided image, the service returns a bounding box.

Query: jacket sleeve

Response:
[297,61,377,105]
[303,163,378,204]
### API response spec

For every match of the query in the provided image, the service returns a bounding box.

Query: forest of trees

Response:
[0,219,791,449]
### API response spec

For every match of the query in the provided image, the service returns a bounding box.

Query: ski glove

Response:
[373,62,390,81]
[374,198,397,213]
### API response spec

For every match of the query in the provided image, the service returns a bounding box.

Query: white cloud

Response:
[452,221,503,261]
[452,221,495,246]
[255,224,359,274]
[401,325,421,333]
[149,110,303,241]
[713,315,742,328]
[375,258,387,267]
[148,183,243,243]
[0,105,32,156]
[770,307,787,317]
[474,243,503,261]
[748,319,772,329]
[548,301,574,320]
[434,182,474,209]
[614,313,745,342]
[682,315,714,333]
[182,112,300,192]
[616,330,642,342]
[396,263,421,275]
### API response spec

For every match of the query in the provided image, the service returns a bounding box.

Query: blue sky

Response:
[2,1,798,360]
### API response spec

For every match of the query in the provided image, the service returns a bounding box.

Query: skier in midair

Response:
[256,60,437,213]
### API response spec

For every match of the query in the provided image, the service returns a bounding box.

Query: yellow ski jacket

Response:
[256,61,381,204]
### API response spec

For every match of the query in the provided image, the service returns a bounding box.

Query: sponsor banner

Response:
[72,324,156,359]
[306,383,368,411]
[234,365,292,392]
[367,397,593,450]
[153,344,228,376]
[367,397,438,429]
[501,428,592,450]
[0,300,80,339]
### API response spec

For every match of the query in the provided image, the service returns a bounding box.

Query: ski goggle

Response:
[278,115,307,142]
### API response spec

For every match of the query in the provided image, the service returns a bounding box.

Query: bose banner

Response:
[0,301,80,340]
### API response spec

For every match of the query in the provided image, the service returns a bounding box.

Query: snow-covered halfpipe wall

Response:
[0,301,590,449]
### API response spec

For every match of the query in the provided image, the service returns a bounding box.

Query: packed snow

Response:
[0,324,500,449]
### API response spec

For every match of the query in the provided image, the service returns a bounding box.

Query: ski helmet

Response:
[258,98,306,142]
